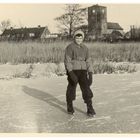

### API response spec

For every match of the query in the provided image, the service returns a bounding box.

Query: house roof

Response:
[1,26,50,37]
[107,22,123,30]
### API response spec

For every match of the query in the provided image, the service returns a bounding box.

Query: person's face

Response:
[74,35,84,45]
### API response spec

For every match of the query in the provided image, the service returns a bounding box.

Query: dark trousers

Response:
[66,70,93,104]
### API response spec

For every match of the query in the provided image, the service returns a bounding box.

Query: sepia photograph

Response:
[0,1,140,134]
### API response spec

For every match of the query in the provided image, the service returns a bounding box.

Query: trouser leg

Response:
[78,70,96,116]
[78,70,93,104]
[66,74,77,103]
[66,83,77,103]
[66,73,78,114]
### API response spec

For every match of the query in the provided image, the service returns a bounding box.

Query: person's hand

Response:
[69,71,78,84]
[88,72,93,86]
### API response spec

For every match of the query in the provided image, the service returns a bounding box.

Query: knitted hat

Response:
[73,30,85,38]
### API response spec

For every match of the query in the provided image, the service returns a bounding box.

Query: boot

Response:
[67,101,74,115]
[87,101,96,117]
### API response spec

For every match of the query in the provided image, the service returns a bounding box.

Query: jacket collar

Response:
[73,41,84,48]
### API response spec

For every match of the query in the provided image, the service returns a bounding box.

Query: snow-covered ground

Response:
[1,64,140,133]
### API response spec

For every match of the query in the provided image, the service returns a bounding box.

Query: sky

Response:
[0,3,140,33]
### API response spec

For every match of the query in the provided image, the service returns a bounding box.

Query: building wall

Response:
[130,26,140,40]
[40,27,50,39]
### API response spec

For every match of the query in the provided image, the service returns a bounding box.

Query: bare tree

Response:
[55,4,87,37]
[0,19,12,32]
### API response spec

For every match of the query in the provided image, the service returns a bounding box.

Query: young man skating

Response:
[64,30,96,117]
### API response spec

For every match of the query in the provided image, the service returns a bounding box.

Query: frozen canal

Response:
[1,72,140,133]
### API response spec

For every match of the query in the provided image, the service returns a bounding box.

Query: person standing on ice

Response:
[64,29,96,117]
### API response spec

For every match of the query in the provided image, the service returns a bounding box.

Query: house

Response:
[1,25,50,41]
[104,22,124,42]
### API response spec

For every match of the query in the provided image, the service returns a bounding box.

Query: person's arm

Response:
[64,45,73,73]
[64,45,78,84]
[85,47,93,86]
[85,47,93,73]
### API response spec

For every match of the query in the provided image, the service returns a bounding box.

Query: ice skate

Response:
[67,102,74,115]
[87,103,96,117]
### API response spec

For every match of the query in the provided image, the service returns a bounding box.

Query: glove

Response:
[88,72,93,86]
[69,71,78,84]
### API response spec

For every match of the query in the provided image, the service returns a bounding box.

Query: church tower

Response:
[88,4,107,39]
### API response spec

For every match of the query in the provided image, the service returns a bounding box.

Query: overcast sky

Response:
[0,3,140,33]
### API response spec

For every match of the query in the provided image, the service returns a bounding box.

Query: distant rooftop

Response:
[2,26,50,37]
[107,22,123,30]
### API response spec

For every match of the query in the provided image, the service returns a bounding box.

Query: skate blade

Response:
[87,114,96,118]
[68,112,74,115]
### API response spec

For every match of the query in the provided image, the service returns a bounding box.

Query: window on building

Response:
[102,9,105,13]
[92,9,95,13]
[29,33,35,37]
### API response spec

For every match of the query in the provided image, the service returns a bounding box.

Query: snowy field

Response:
[0,64,140,133]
